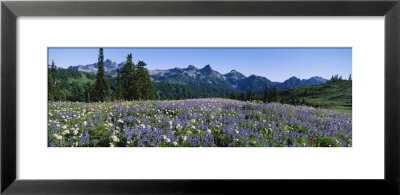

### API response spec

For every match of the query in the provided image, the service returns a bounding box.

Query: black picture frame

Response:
[1,0,399,194]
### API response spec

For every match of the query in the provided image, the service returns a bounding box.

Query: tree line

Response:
[48,48,154,102]
[327,74,351,84]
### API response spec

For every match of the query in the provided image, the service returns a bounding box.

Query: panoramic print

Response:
[48,48,352,147]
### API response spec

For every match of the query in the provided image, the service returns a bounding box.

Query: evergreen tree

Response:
[136,60,155,100]
[229,92,237,100]
[348,74,352,81]
[48,60,56,101]
[188,91,193,99]
[303,88,308,97]
[84,83,93,103]
[280,97,285,104]
[239,92,245,101]
[70,83,80,102]
[329,74,343,83]
[48,60,64,101]
[272,87,278,102]
[246,88,255,100]
[121,53,137,100]
[263,86,269,103]
[301,98,306,105]
[48,70,54,101]
[94,48,111,102]
[116,68,123,100]
[51,60,57,88]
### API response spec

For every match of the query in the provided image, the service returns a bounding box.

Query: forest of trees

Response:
[153,82,238,100]
[48,48,154,102]
[48,60,64,101]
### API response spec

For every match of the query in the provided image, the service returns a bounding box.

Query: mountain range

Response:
[66,59,327,91]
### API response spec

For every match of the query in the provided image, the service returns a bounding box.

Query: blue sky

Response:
[48,48,352,82]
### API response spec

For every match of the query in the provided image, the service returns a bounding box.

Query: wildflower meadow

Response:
[48,99,352,147]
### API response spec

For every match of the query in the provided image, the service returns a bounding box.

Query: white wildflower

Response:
[206,129,212,134]
[166,138,171,143]
[111,135,120,142]
[61,130,70,135]
[173,141,178,146]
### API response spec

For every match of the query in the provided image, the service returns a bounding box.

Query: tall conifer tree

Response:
[263,86,269,103]
[116,68,122,100]
[94,48,111,102]
[121,53,137,100]
[272,87,278,102]
[136,60,154,100]
[48,60,64,101]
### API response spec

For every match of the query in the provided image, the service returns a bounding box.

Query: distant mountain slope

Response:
[68,59,125,76]
[274,76,328,90]
[223,70,246,88]
[237,75,273,92]
[302,76,328,85]
[150,64,232,89]
[67,60,327,91]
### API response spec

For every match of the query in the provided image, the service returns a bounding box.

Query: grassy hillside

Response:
[279,80,352,113]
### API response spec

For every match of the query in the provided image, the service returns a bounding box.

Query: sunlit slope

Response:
[279,80,352,113]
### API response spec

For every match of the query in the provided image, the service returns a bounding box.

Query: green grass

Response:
[66,73,95,85]
[279,80,352,113]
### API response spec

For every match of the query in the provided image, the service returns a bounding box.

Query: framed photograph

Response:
[2,0,399,194]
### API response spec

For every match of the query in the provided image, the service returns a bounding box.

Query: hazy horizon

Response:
[48,48,352,82]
